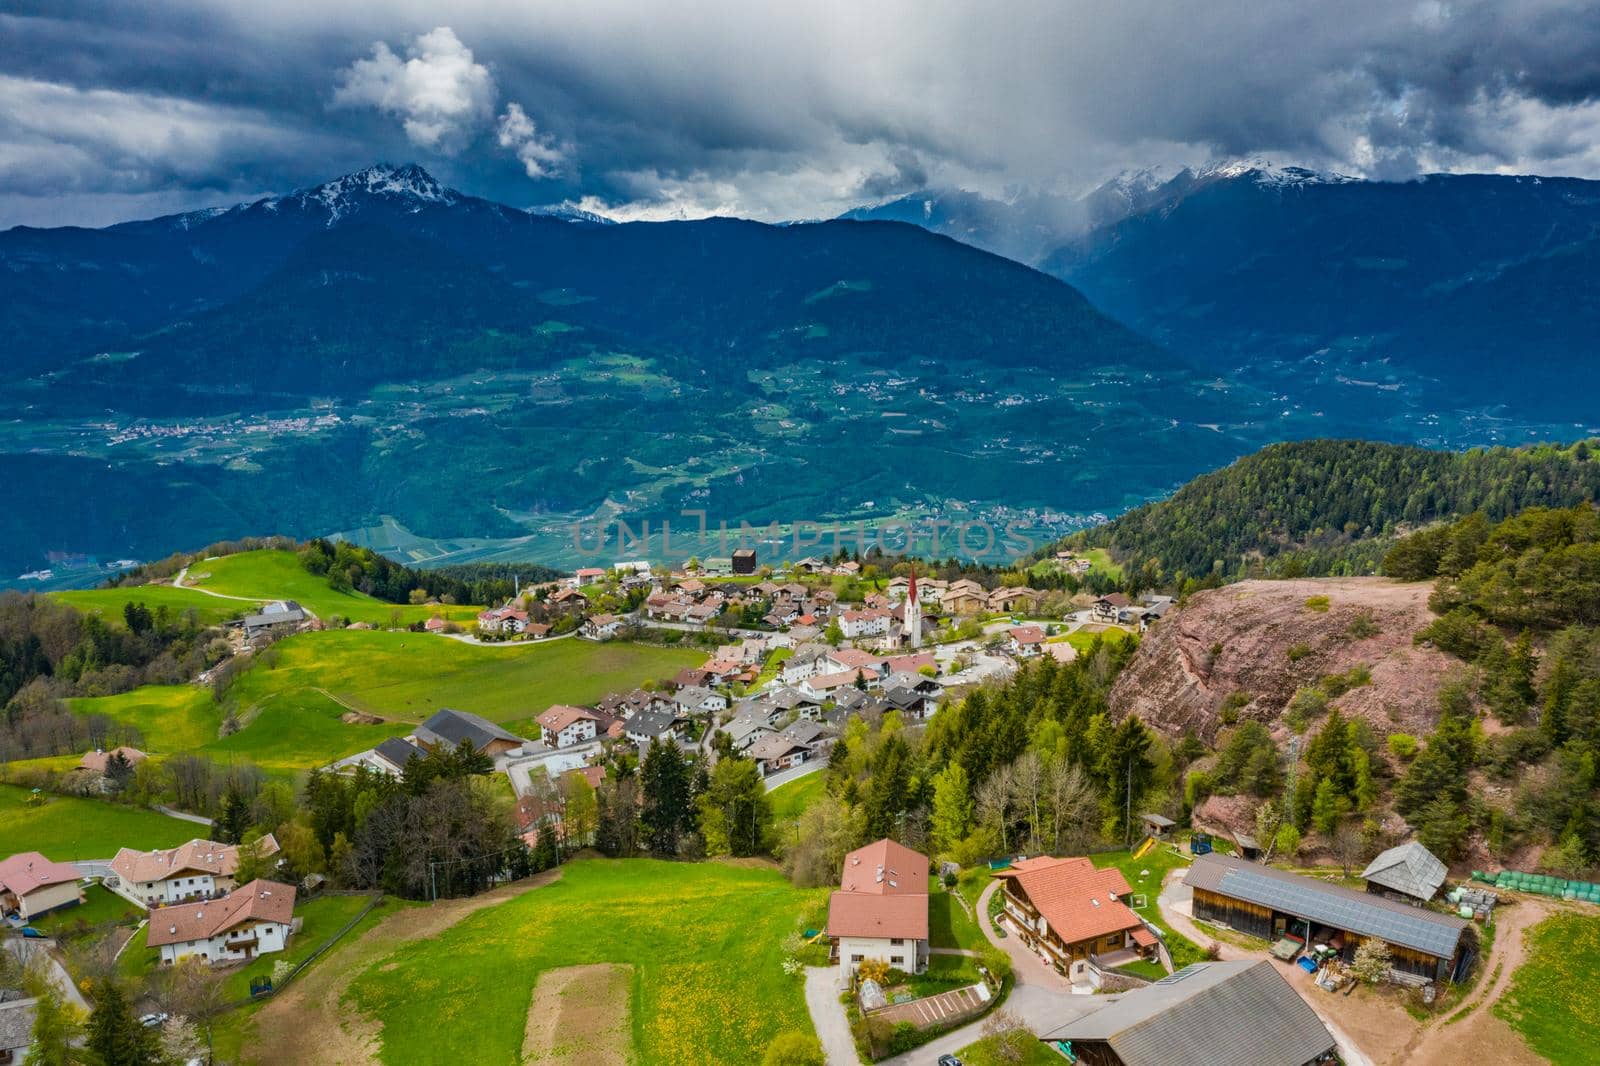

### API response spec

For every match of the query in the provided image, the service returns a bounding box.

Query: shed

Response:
[1362,842,1448,903]
[1140,813,1176,838]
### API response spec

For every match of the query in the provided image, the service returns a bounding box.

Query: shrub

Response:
[1286,643,1313,663]
[1344,612,1380,640]
[763,1031,824,1066]
[1386,734,1419,761]
[1304,595,1331,613]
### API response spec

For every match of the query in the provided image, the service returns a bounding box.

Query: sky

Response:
[5,0,1600,228]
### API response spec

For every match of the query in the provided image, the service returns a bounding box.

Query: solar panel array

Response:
[1215,866,1463,957]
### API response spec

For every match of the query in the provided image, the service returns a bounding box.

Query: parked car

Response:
[937,1057,964,1066]
[138,1012,169,1028]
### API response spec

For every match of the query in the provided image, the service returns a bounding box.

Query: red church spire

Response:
[908,565,917,603]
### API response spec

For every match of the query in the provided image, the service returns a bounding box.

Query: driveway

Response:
[3,936,90,1013]
[804,966,861,1066]
[764,760,825,792]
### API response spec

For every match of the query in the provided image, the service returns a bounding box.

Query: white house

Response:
[537,705,601,748]
[1006,625,1047,657]
[838,608,892,640]
[673,685,729,716]
[146,880,297,967]
[582,614,624,640]
[108,837,280,908]
[827,839,930,979]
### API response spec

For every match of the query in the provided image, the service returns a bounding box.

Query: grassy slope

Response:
[1495,912,1600,1065]
[185,549,481,625]
[346,859,826,1065]
[219,894,379,1000]
[29,883,141,934]
[0,783,198,858]
[928,879,987,952]
[955,1032,1062,1065]
[51,584,260,628]
[69,630,704,774]
[1092,845,1207,969]
[769,771,828,823]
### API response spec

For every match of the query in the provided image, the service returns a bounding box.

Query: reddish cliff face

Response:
[1110,577,1457,744]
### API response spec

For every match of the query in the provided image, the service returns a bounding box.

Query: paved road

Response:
[805,967,861,1066]
[3,936,90,1013]
[153,803,213,827]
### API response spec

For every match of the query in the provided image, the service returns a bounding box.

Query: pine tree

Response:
[929,763,973,852]
[86,983,161,1066]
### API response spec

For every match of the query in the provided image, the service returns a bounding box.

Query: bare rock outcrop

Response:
[1110,577,1458,744]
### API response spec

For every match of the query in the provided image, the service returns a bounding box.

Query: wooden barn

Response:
[1184,853,1472,984]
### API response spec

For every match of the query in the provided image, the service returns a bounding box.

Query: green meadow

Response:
[1496,911,1600,1065]
[51,583,261,628]
[345,859,826,1065]
[0,783,198,859]
[69,630,704,773]
[185,549,482,625]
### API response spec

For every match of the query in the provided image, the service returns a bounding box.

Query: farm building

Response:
[1361,842,1447,904]
[995,856,1157,972]
[416,708,527,758]
[1038,959,1337,1066]
[1184,853,1472,983]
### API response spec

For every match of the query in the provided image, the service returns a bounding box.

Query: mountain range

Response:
[848,161,1600,417]
[6,160,1597,582]
[2,164,1241,579]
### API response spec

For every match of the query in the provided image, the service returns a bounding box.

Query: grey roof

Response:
[374,737,425,770]
[881,687,929,711]
[1040,961,1334,1066]
[0,997,36,1052]
[1185,853,1466,958]
[1362,842,1448,900]
[778,720,830,746]
[417,708,524,751]
[243,600,306,629]
[626,708,678,739]
[725,718,774,744]
[1141,812,1177,828]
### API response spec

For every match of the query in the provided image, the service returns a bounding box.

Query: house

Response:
[792,557,827,574]
[1139,812,1176,839]
[146,880,297,967]
[424,616,448,633]
[762,687,825,720]
[1139,594,1174,628]
[1037,960,1338,1066]
[547,587,588,610]
[724,717,776,752]
[827,839,930,979]
[825,647,883,674]
[880,685,938,720]
[78,746,147,775]
[241,600,306,636]
[996,856,1155,970]
[538,705,602,748]
[1091,594,1132,623]
[0,998,37,1066]
[624,708,680,746]
[685,602,722,626]
[573,567,607,586]
[747,733,814,776]
[940,580,988,614]
[780,643,833,684]
[372,737,426,774]
[987,586,1039,613]
[582,613,624,641]
[0,852,84,921]
[674,685,729,716]
[525,622,552,639]
[416,708,527,758]
[1184,853,1472,983]
[800,668,872,699]
[883,652,936,676]
[1362,841,1448,904]
[838,608,891,640]
[109,836,281,908]
[1007,625,1047,657]
[731,548,758,575]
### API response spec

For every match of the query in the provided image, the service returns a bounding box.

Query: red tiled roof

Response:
[1004,856,1142,945]
[538,705,598,731]
[0,852,81,897]
[78,747,147,773]
[827,838,931,941]
[146,879,296,947]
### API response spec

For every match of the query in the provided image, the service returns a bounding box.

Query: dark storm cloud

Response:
[4,0,1600,227]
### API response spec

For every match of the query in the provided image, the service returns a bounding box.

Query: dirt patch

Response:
[245,870,563,1065]
[522,963,634,1065]
[340,711,385,725]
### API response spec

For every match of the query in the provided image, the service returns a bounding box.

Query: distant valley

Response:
[4,162,1596,582]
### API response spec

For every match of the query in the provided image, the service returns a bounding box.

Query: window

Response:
[891,957,904,967]
[850,954,864,963]
[890,938,904,945]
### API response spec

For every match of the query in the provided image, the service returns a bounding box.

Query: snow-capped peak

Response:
[525,201,617,225]
[1098,165,1185,200]
[1198,158,1358,187]
[267,163,459,224]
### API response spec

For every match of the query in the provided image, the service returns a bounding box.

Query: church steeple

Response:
[906,565,922,649]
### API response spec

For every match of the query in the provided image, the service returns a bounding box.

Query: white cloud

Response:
[496,102,565,179]
[333,27,495,153]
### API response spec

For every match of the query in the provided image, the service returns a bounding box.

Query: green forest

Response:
[1073,439,1600,590]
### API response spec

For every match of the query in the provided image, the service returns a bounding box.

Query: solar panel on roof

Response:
[1215,867,1463,957]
